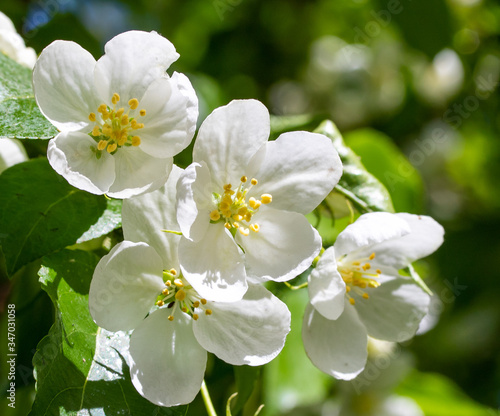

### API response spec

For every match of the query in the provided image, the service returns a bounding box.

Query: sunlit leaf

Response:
[31,249,187,416]
[0,53,58,139]
[0,158,106,277]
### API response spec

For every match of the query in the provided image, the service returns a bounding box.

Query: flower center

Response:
[88,93,146,158]
[154,268,212,321]
[337,252,381,305]
[209,176,272,237]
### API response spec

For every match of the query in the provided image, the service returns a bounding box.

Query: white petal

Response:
[176,162,212,242]
[308,246,346,320]
[236,207,321,282]
[302,302,367,380]
[352,276,430,342]
[122,165,183,269]
[106,146,172,199]
[362,213,445,269]
[193,99,270,188]
[139,73,198,158]
[0,12,16,32]
[129,309,207,407]
[179,225,247,302]
[246,131,342,214]
[94,30,179,103]
[89,241,164,332]
[0,139,28,174]
[334,212,411,258]
[193,284,291,366]
[47,131,115,195]
[33,40,99,131]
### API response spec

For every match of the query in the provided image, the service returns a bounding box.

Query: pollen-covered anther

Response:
[88,112,96,122]
[240,176,247,183]
[210,210,221,221]
[249,223,260,233]
[201,298,207,305]
[107,143,117,153]
[193,313,199,320]
[174,279,184,288]
[192,301,200,308]
[156,300,165,307]
[249,197,261,209]
[362,293,370,299]
[239,227,250,236]
[111,93,120,104]
[128,98,139,109]
[205,309,212,315]
[131,136,141,146]
[168,315,174,321]
[169,269,177,276]
[349,298,356,305]
[162,288,170,296]
[369,253,376,260]
[175,289,186,301]
[139,109,146,116]
[165,280,172,286]
[261,194,272,204]
[97,140,107,151]
[251,178,258,185]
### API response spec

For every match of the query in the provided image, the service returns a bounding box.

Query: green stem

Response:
[334,184,373,213]
[201,380,218,416]
[284,281,308,290]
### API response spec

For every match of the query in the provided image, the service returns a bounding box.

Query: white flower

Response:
[176,99,343,302]
[0,138,28,174]
[89,166,291,406]
[0,11,37,68]
[33,30,198,198]
[302,212,444,380]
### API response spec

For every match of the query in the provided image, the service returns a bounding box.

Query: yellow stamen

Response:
[139,109,146,116]
[240,176,247,183]
[261,194,272,204]
[193,301,200,308]
[156,300,164,307]
[89,112,96,122]
[168,315,174,321]
[116,108,125,118]
[200,299,207,305]
[92,126,101,136]
[224,222,232,230]
[233,214,242,221]
[369,253,376,260]
[376,269,382,275]
[193,314,199,320]
[239,227,250,236]
[128,98,139,109]
[349,298,356,305]
[362,293,370,299]
[97,140,107,151]
[107,143,117,153]
[174,279,184,287]
[170,269,177,276]
[112,93,120,104]
[210,210,221,221]
[175,289,186,301]
[121,114,129,125]
[363,263,371,271]
[98,104,107,113]
[251,178,258,185]
[162,288,170,296]
[131,136,141,146]
[205,309,212,315]
[249,223,260,233]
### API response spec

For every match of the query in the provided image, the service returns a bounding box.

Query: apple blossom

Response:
[89,166,291,406]
[302,212,444,380]
[176,99,343,302]
[33,30,197,198]
[0,11,37,68]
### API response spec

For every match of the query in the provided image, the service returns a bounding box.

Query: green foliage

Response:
[315,120,394,215]
[0,53,58,139]
[344,128,424,214]
[263,289,332,416]
[76,198,122,244]
[230,365,260,415]
[396,371,494,416]
[31,249,187,416]
[0,159,106,277]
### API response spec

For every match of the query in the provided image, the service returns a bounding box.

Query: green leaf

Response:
[270,114,319,138]
[77,198,122,244]
[230,365,260,415]
[315,120,394,214]
[396,371,494,416]
[263,289,332,415]
[0,158,106,277]
[31,249,187,416]
[344,128,424,214]
[0,53,58,139]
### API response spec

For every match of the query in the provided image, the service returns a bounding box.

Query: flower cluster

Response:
[32,29,445,409]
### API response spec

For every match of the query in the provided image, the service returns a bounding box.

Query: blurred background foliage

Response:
[1,0,500,414]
